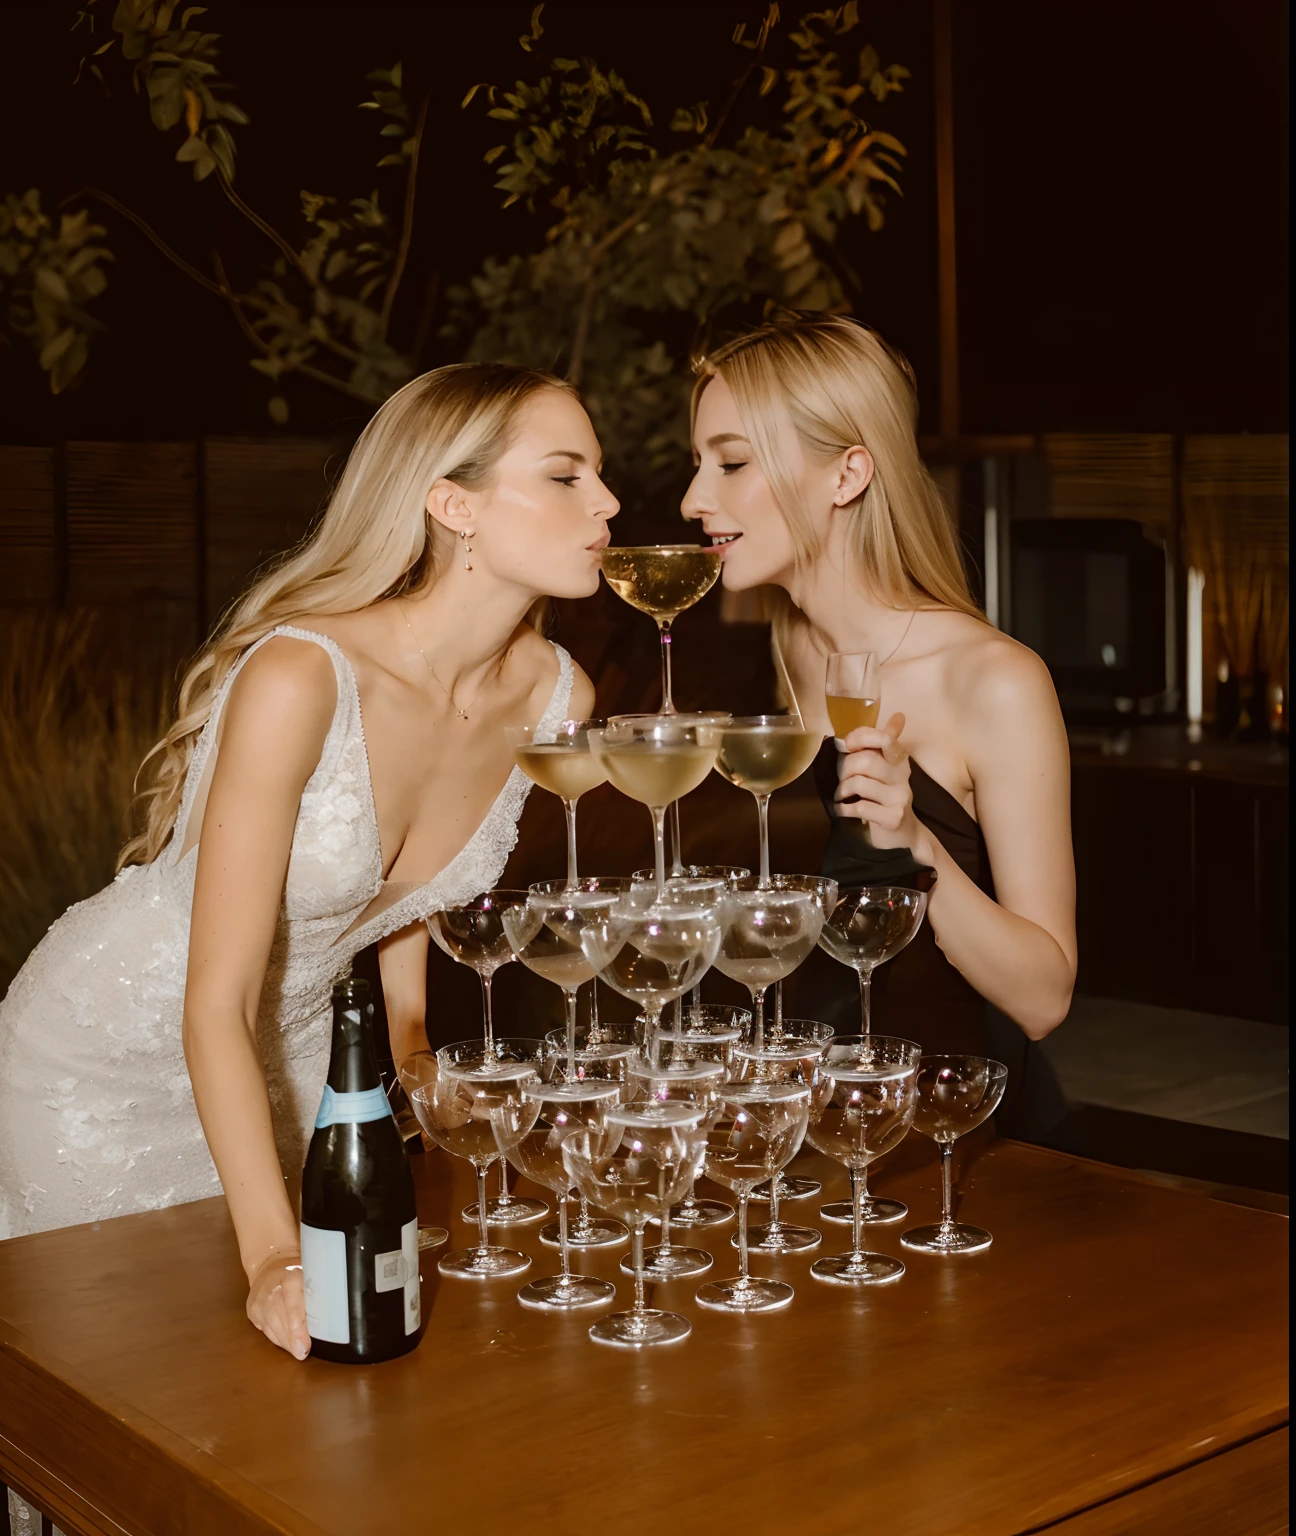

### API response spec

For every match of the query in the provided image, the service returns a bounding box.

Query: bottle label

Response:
[373,1217,421,1336]
[300,1223,350,1344]
[314,1084,394,1129]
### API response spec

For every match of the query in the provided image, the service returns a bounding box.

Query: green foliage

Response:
[0,190,112,393]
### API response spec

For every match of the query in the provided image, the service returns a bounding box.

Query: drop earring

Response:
[460,528,474,571]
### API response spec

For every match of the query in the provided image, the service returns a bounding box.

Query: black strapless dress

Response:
[792,740,1066,1138]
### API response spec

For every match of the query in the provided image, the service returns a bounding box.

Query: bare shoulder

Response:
[933,615,1055,715]
[223,635,338,758]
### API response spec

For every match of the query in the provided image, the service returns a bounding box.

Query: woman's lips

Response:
[708,533,742,555]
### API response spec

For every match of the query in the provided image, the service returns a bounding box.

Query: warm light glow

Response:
[1186,567,1204,726]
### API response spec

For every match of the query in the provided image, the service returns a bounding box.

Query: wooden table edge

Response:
[0,1320,324,1536]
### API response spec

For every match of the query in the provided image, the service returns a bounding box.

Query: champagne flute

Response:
[624,1057,726,1279]
[580,887,721,1065]
[711,715,824,887]
[506,718,607,889]
[712,881,824,1047]
[696,1083,812,1313]
[410,1047,540,1278]
[590,717,718,896]
[729,1022,832,1253]
[817,884,928,1226]
[807,1035,920,1285]
[901,1055,1008,1254]
[826,650,879,849]
[563,1103,707,1348]
[503,886,620,1082]
[490,1081,622,1310]
[600,544,722,714]
[427,891,544,1224]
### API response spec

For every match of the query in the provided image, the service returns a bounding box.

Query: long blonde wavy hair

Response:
[691,313,982,678]
[121,362,572,868]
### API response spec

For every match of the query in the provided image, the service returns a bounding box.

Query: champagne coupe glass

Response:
[563,1103,706,1348]
[807,1035,919,1285]
[427,891,543,1224]
[712,715,824,887]
[817,885,928,1226]
[528,875,631,1049]
[539,1021,634,1250]
[634,868,749,996]
[624,1057,726,1279]
[713,880,824,1047]
[619,717,733,876]
[591,717,718,896]
[409,1046,540,1278]
[391,1048,450,1252]
[826,650,880,848]
[581,887,721,1064]
[901,1055,1008,1255]
[506,719,607,889]
[762,874,838,1046]
[600,544,722,714]
[503,885,620,1082]
[490,1081,622,1310]
[729,1022,832,1253]
[696,1082,812,1313]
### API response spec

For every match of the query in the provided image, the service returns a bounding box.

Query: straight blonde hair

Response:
[691,314,982,673]
[122,362,572,868]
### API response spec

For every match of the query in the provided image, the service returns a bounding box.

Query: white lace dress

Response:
[0,625,573,1242]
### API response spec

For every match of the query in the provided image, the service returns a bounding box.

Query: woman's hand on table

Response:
[834,711,930,858]
[246,1248,311,1360]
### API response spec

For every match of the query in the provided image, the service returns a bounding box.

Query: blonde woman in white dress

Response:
[0,364,616,1371]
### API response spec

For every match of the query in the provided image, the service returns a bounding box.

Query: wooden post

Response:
[934,0,960,440]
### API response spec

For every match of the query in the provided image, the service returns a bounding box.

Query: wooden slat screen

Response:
[204,437,341,622]
[65,441,197,606]
[0,446,57,605]
[1041,433,1175,531]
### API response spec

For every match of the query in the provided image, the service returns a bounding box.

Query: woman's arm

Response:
[378,923,431,1065]
[183,638,337,1359]
[836,646,1076,1039]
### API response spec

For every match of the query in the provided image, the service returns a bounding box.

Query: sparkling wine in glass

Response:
[427,891,545,1225]
[409,1047,540,1279]
[817,884,928,1227]
[507,719,607,889]
[826,650,879,846]
[490,1081,622,1310]
[563,1103,706,1348]
[712,881,824,1047]
[712,715,823,886]
[696,1082,811,1313]
[901,1055,1008,1255]
[619,718,733,876]
[591,717,718,896]
[807,1036,919,1285]
[600,544,722,714]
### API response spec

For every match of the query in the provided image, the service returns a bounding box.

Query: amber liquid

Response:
[601,546,722,622]
[514,744,607,799]
[714,727,823,795]
[826,695,879,737]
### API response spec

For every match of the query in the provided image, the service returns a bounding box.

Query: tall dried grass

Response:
[0,612,167,997]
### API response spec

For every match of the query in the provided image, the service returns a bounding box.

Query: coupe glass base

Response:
[540,1216,628,1249]
[588,1307,692,1349]
[695,1276,795,1313]
[820,1195,908,1225]
[624,1244,713,1279]
[417,1225,449,1251]
[901,1222,994,1254]
[663,1198,734,1228]
[810,1251,905,1286]
[517,1274,616,1311]
[462,1195,549,1226]
[741,1222,821,1253]
[752,1176,821,1201]
[438,1245,532,1279]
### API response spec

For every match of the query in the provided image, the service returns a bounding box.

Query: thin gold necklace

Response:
[880,609,918,666]
[399,602,501,722]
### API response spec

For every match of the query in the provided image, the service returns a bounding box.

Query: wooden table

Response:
[1,1137,1288,1536]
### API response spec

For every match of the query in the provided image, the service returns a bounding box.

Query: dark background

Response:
[1,0,1287,442]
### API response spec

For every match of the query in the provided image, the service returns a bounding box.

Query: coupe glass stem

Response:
[650,804,668,897]
[768,1171,783,1236]
[480,970,497,1060]
[586,980,602,1047]
[574,1193,594,1240]
[849,1165,865,1262]
[678,1174,701,1219]
[736,1190,752,1288]
[631,1224,647,1316]
[755,792,772,887]
[498,1160,510,1202]
[939,1142,956,1236]
[564,988,580,1082]
[773,979,784,1036]
[751,986,767,1049]
[657,619,675,714]
[659,1186,674,1256]
[474,1164,491,1257]
[562,798,579,889]
[859,966,873,1036]
[668,799,684,876]
[557,1187,573,1281]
